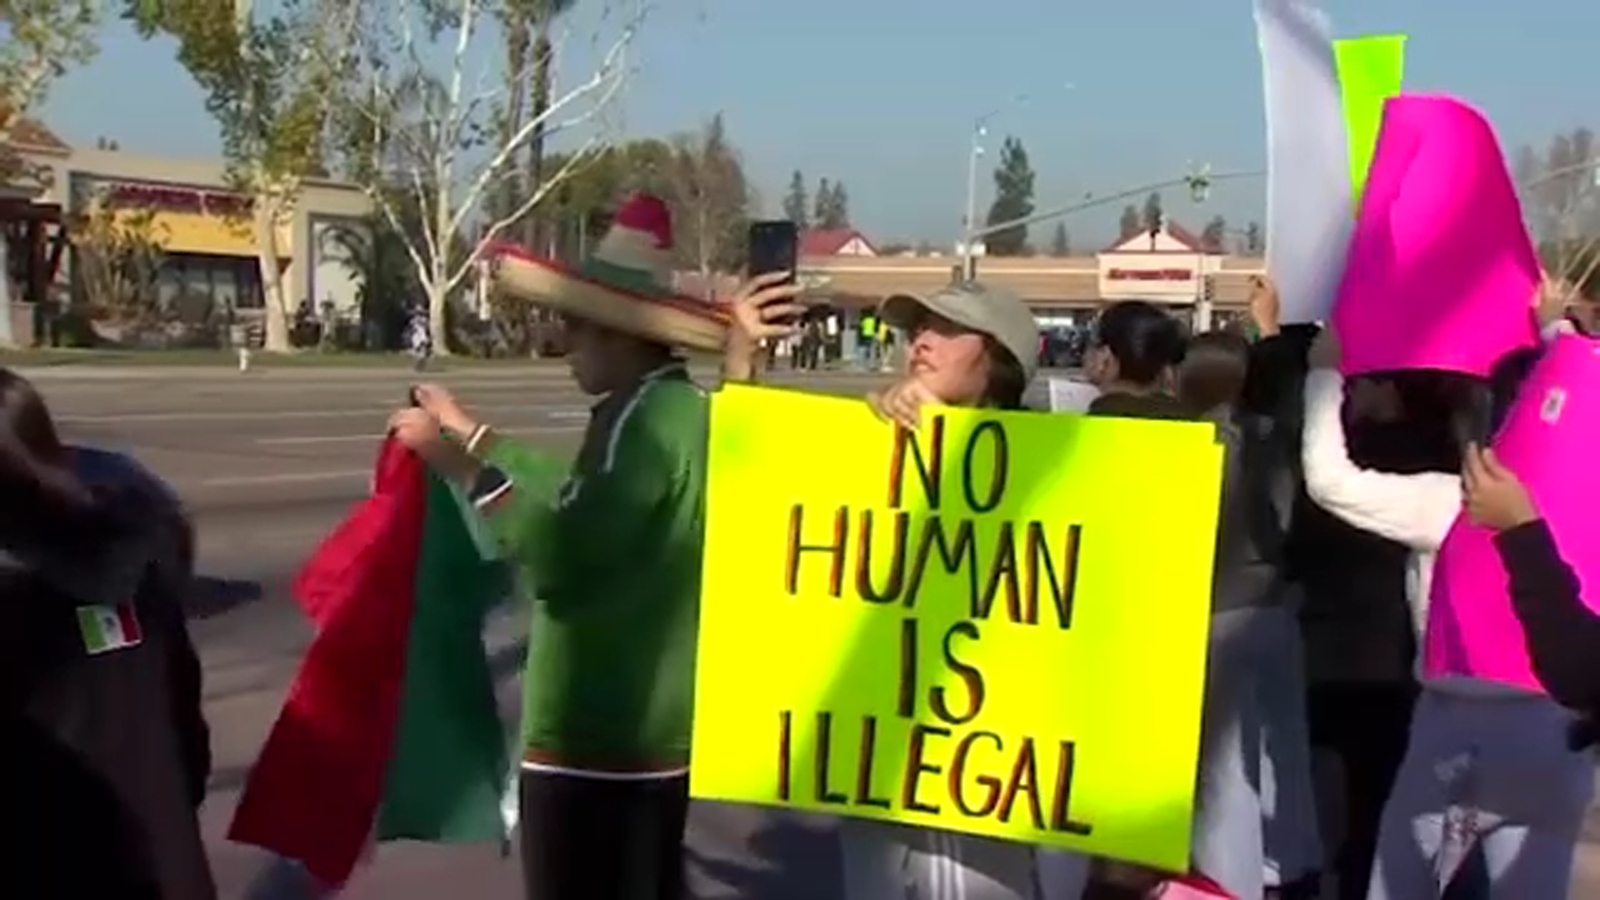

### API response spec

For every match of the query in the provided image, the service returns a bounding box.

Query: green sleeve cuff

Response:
[469,438,569,562]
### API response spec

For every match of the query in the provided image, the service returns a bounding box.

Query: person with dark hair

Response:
[1163,328,1321,899]
[1242,279,1419,900]
[724,279,1066,900]
[1179,330,1252,415]
[0,367,214,900]
[1083,300,1190,419]
[1301,320,1590,900]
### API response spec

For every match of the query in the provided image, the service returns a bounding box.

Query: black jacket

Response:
[1248,332,1417,685]
[0,487,214,900]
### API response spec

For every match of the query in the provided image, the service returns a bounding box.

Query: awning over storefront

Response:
[101,181,291,257]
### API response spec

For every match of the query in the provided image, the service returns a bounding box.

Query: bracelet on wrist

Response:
[464,423,492,455]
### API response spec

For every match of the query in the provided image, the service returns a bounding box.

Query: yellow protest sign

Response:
[1334,34,1407,204]
[690,385,1225,871]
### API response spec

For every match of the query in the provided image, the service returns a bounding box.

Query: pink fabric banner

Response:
[1425,334,1600,688]
[1333,94,1540,376]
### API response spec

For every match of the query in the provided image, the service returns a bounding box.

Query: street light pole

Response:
[959,86,1070,281]
[968,167,1264,241]
[962,125,985,280]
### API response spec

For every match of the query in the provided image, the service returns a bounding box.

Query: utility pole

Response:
[962,123,984,280]
[966,166,1261,243]
[959,85,1070,281]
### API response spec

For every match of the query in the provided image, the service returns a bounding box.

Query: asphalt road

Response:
[23,361,1600,899]
[30,361,891,899]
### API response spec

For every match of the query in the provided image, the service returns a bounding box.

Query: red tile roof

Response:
[1100,220,1210,253]
[799,227,875,256]
[0,110,71,155]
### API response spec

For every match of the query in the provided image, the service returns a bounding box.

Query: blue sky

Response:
[43,0,1597,249]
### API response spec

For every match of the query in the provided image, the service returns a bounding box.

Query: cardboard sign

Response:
[1256,0,1353,324]
[690,385,1225,871]
[1333,94,1540,376]
[1425,334,1600,687]
[1333,34,1407,203]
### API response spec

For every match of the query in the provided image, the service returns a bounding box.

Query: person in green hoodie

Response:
[387,194,796,900]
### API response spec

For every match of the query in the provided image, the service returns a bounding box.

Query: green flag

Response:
[1333,34,1407,205]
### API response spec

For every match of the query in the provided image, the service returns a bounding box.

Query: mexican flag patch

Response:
[76,604,143,655]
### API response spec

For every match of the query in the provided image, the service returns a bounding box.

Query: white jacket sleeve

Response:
[1300,370,1462,552]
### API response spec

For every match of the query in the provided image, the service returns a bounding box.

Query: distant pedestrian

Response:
[408,311,432,372]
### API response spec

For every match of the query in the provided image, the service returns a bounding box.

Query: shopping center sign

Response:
[1097,254,1203,300]
[108,181,252,217]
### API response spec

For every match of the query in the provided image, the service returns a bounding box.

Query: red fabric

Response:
[228,439,427,887]
[611,192,674,249]
[1150,873,1235,898]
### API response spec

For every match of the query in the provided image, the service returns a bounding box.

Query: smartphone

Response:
[748,220,798,286]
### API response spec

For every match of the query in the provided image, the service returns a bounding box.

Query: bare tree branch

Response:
[333,0,643,350]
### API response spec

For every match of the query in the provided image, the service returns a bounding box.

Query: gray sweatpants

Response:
[1192,605,1323,898]
[839,818,1039,900]
[1365,688,1593,900]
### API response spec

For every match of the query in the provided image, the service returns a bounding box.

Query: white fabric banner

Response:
[1255,0,1354,323]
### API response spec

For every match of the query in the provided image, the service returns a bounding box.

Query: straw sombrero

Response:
[487,193,730,351]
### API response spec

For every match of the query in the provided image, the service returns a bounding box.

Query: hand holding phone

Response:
[747,220,799,327]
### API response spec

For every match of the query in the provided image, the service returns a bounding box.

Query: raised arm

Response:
[1495,521,1600,709]
[722,273,804,385]
[1300,365,1461,552]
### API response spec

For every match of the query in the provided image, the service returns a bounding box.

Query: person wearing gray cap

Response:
[721,278,1093,900]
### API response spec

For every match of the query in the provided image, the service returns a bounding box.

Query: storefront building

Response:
[13,130,370,331]
[799,221,1263,327]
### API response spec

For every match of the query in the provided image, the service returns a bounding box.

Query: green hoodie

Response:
[471,362,708,768]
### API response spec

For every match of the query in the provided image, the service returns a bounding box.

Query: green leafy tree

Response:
[494,0,578,251]
[1517,128,1600,288]
[332,0,638,352]
[1117,204,1142,242]
[983,136,1034,256]
[0,0,100,346]
[69,191,168,332]
[662,114,751,277]
[782,169,809,229]
[1200,215,1227,252]
[1050,222,1070,256]
[1243,220,1264,256]
[540,137,675,261]
[1140,191,1164,235]
[815,179,849,229]
[1,0,100,184]
[316,191,442,350]
[125,0,360,352]
[812,177,832,227]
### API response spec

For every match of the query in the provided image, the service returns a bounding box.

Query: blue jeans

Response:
[1366,689,1592,900]
[1192,604,1323,897]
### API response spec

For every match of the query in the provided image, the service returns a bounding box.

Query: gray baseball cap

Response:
[880,281,1040,379]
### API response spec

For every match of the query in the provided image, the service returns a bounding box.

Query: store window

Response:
[158,253,265,314]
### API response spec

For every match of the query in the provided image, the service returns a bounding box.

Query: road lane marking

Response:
[56,402,586,425]
[256,423,583,445]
